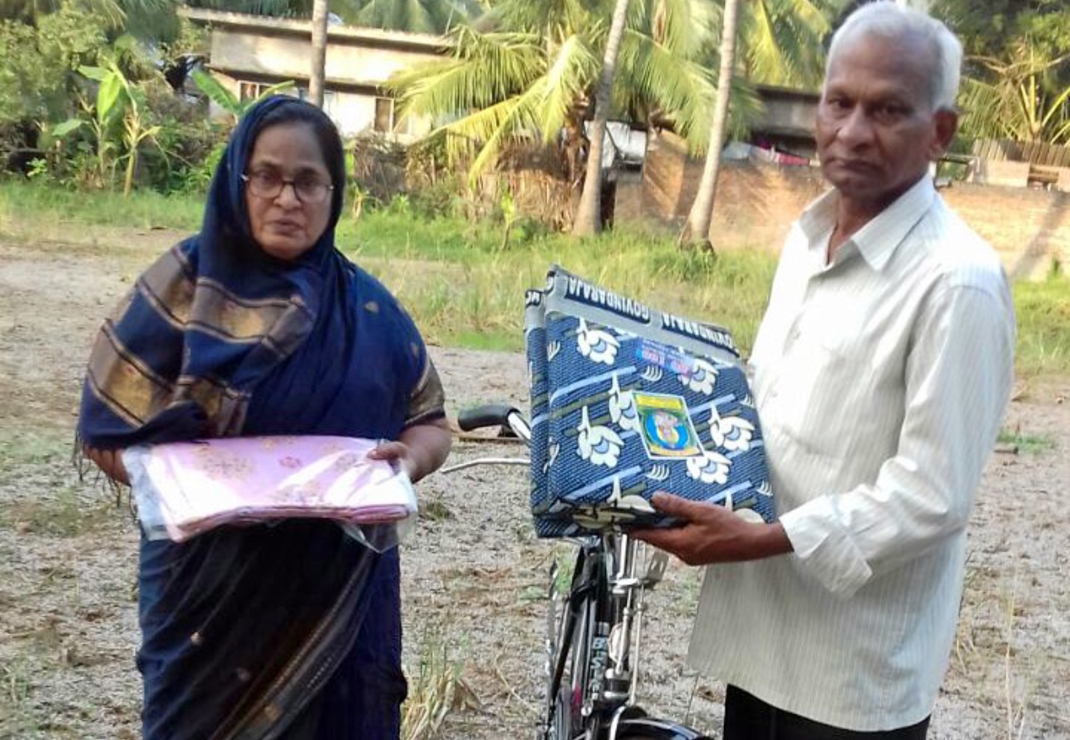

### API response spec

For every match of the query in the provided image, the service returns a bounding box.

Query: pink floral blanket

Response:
[122,436,416,543]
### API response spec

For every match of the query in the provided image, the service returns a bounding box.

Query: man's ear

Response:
[929,108,959,160]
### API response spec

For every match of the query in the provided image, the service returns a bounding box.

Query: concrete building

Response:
[181,8,450,139]
[748,83,820,160]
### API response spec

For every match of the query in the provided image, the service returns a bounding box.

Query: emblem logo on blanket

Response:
[525,266,775,537]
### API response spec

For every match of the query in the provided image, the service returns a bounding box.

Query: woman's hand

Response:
[368,417,452,483]
[82,446,130,486]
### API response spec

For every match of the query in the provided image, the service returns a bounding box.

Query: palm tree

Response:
[959,44,1070,144]
[737,0,838,88]
[309,0,329,107]
[387,0,717,186]
[350,0,481,33]
[2,0,177,35]
[572,0,630,237]
[182,0,482,32]
[679,0,740,250]
[182,0,292,18]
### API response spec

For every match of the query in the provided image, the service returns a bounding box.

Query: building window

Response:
[238,81,266,102]
[240,80,318,104]
[296,86,335,109]
[374,97,394,133]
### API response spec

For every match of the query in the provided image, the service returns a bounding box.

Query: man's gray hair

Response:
[827,1,963,111]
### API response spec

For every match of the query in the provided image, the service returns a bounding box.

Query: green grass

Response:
[1012,278,1070,378]
[0,433,116,537]
[344,210,777,355]
[0,180,202,235]
[2,182,1068,377]
[997,429,1057,454]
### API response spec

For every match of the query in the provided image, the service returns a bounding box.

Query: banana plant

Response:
[54,62,165,195]
[119,84,161,196]
[191,69,296,122]
[54,65,124,189]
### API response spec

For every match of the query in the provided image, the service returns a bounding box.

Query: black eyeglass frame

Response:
[240,172,335,203]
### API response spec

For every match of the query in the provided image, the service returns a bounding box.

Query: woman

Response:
[76,96,451,739]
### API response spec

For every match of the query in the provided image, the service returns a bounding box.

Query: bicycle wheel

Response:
[608,717,714,740]
[549,684,577,740]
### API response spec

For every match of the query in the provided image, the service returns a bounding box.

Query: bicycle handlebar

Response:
[457,404,522,432]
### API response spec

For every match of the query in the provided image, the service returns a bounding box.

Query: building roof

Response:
[751,82,820,102]
[180,7,454,53]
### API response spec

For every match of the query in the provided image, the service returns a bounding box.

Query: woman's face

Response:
[244,122,334,261]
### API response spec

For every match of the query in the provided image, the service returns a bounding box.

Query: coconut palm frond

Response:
[390,30,543,120]
[617,28,714,146]
[427,81,546,178]
[351,0,480,33]
[741,0,829,87]
[539,33,599,142]
[744,0,793,84]
[633,0,706,59]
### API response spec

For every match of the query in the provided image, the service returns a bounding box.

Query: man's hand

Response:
[631,492,792,566]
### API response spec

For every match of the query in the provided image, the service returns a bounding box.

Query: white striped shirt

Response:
[688,177,1016,731]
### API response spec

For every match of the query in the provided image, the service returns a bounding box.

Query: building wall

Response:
[756,94,818,135]
[619,131,1070,280]
[210,27,439,87]
[331,93,377,137]
[207,26,436,139]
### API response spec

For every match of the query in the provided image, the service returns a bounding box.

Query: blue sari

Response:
[77,97,441,740]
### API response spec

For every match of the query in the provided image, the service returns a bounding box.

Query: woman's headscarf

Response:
[77,96,352,449]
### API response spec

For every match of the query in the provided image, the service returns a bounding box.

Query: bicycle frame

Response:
[450,405,712,740]
[545,531,709,740]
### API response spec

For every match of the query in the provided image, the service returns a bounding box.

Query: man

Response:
[635,3,1016,739]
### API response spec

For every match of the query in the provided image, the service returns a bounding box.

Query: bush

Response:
[137,80,225,194]
[0,5,111,168]
[0,6,110,128]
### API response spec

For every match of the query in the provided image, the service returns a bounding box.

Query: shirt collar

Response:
[799,176,937,272]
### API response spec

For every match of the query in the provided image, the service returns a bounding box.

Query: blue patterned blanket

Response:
[525,266,775,538]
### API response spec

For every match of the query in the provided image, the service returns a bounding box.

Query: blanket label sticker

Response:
[632,392,704,459]
[637,340,698,378]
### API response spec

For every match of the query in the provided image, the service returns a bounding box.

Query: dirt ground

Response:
[0,233,1067,740]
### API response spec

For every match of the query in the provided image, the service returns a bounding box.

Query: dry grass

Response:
[401,629,482,740]
[952,560,1045,740]
[1001,577,1029,740]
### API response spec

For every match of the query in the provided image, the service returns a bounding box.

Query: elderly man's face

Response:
[816,32,956,207]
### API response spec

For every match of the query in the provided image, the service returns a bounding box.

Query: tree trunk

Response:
[309,0,330,108]
[678,0,740,250]
[572,0,630,237]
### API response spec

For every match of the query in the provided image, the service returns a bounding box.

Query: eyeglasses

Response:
[241,171,334,204]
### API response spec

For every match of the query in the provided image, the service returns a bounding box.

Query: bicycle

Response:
[443,403,713,740]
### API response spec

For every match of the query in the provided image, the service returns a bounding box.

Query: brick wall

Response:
[617,131,1070,280]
